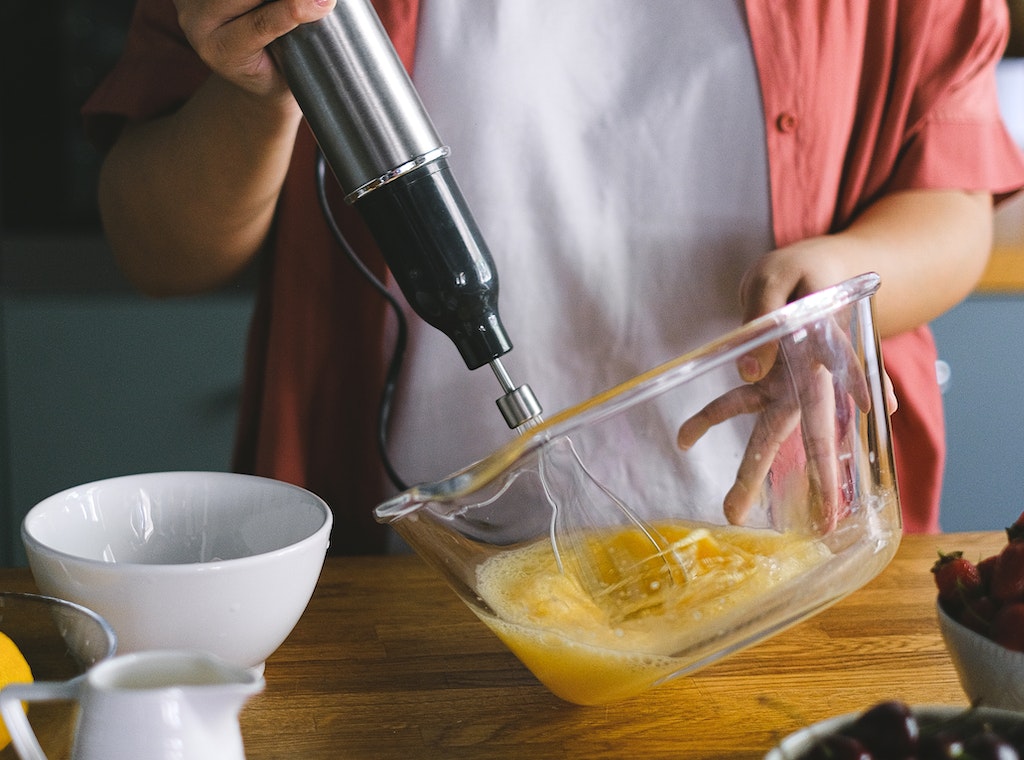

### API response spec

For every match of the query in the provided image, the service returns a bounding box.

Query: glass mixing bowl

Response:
[375,273,901,705]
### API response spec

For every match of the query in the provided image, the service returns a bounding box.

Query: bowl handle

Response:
[0,677,82,760]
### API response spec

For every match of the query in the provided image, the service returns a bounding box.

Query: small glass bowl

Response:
[0,592,117,760]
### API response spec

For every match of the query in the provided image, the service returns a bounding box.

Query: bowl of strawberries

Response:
[932,514,1024,711]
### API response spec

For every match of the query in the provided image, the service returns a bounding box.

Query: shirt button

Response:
[775,112,798,133]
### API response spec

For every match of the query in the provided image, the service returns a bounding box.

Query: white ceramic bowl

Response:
[764,704,1024,759]
[938,601,1024,711]
[22,472,332,672]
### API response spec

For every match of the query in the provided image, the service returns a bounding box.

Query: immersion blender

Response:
[269,1,677,606]
[269,0,542,430]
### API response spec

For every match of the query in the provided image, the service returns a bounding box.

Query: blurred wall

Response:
[0,3,255,566]
[931,58,1024,534]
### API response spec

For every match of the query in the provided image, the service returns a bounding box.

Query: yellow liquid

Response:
[474,522,830,705]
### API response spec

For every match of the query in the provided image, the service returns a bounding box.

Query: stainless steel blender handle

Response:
[269,0,542,423]
[268,0,444,198]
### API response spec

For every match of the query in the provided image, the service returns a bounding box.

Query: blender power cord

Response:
[314,148,410,493]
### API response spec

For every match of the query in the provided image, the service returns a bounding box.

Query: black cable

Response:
[314,148,409,492]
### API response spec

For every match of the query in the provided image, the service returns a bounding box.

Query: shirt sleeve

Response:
[887,0,1024,201]
[81,0,210,152]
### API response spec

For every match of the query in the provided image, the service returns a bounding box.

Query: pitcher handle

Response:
[0,677,83,760]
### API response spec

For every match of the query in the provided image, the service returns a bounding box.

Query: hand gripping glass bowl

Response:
[0,592,117,760]
[375,273,902,706]
[21,472,332,674]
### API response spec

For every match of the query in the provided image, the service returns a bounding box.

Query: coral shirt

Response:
[85,0,1024,552]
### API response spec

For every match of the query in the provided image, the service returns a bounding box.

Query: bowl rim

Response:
[0,590,119,661]
[763,703,1024,759]
[376,272,883,520]
[21,471,333,571]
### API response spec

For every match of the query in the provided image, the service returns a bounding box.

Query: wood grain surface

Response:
[0,531,1008,759]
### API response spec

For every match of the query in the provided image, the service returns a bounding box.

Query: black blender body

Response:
[269,0,536,406]
[354,157,511,371]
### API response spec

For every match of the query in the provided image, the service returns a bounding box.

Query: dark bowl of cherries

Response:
[764,701,1024,760]
[932,512,1024,711]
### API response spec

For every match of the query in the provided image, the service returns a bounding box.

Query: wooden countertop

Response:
[0,531,1008,759]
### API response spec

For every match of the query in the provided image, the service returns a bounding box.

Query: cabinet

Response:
[0,236,254,565]
[932,296,1024,533]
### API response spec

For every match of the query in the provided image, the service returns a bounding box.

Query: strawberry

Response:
[978,554,998,588]
[1008,512,1024,544]
[932,551,983,606]
[990,541,1024,604]
[992,603,1024,652]
[958,595,998,636]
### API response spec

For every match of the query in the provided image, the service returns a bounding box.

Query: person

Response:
[86,0,1024,554]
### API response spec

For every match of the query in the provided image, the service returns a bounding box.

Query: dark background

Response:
[2,1,136,234]
[0,1,252,568]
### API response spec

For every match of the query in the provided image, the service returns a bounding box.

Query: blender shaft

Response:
[491,359,543,430]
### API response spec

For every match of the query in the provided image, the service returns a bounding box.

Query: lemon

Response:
[0,631,33,750]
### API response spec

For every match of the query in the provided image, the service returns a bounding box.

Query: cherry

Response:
[802,734,872,760]
[1003,722,1024,755]
[791,702,1024,760]
[918,730,965,760]
[846,700,919,759]
[960,595,999,635]
[964,730,1020,760]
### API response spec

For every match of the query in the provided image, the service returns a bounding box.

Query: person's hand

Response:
[677,314,873,533]
[174,0,336,101]
[734,235,852,383]
[677,236,897,532]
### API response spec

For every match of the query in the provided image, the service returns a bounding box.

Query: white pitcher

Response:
[0,650,264,760]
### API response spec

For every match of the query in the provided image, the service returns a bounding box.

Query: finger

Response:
[676,385,765,450]
[723,478,758,526]
[797,370,840,532]
[736,261,793,382]
[187,0,334,73]
[884,372,898,413]
[737,340,779,384]
[807,318,871,411]
[723,404,800,525]
[244,0,337,46]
